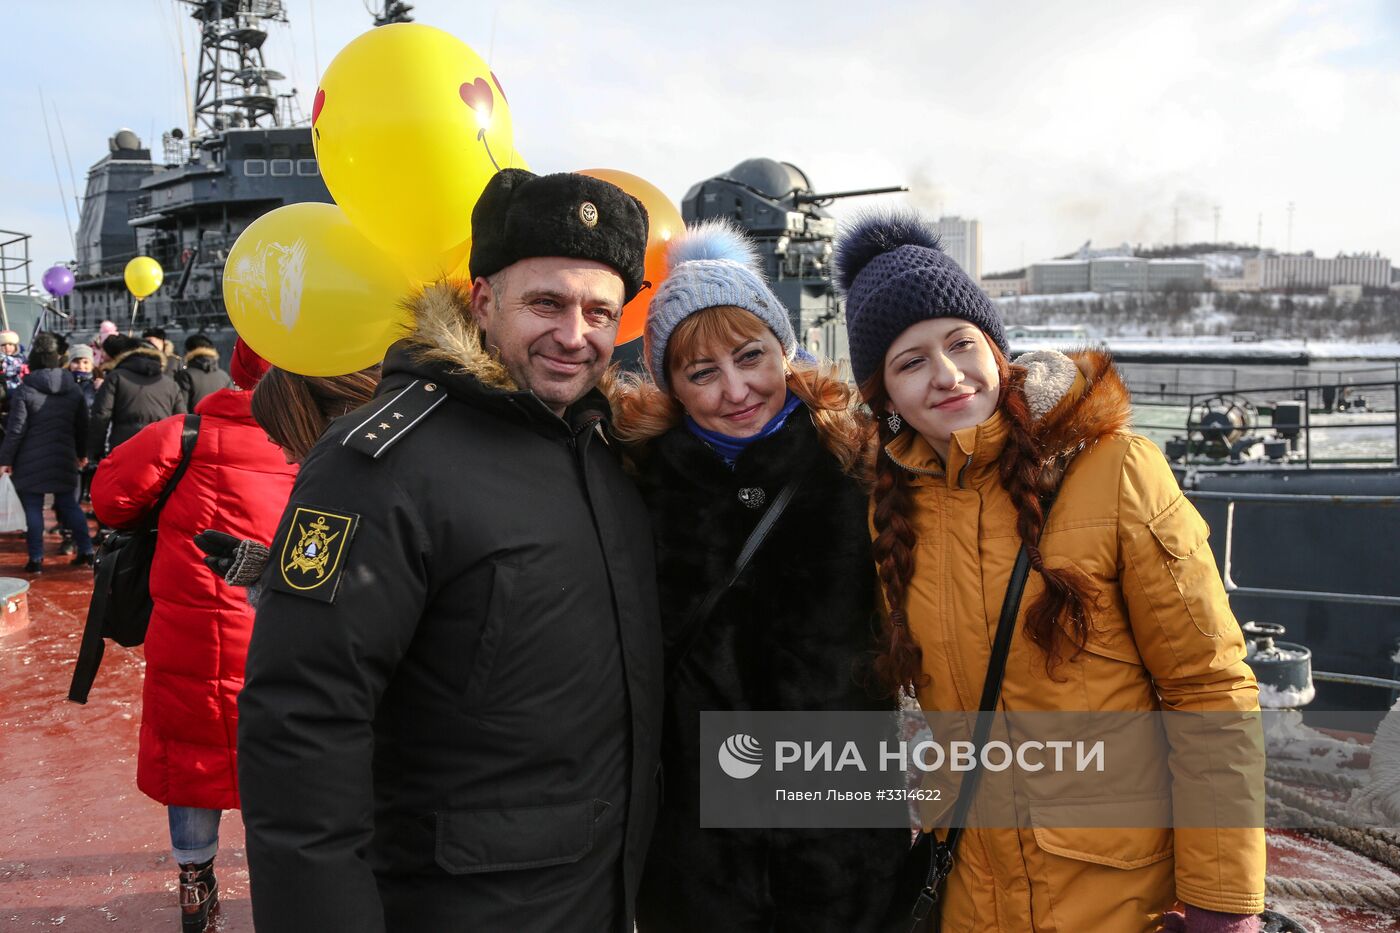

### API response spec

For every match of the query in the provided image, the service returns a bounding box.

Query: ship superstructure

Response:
[68,1,413,332]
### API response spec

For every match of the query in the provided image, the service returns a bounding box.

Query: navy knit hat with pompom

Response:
[644,219,796,391]
[834,210,1007,387]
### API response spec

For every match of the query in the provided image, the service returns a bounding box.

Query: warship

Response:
[3,0,1398,919]
[66,0,413,338]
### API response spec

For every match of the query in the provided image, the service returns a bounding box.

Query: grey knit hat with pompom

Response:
[834,209,1007,388]
[644,219,796,391]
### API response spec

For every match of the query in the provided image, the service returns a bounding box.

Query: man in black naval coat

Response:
[238,170,663,932]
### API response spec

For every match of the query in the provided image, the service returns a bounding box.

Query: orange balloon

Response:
[577,168,683,346]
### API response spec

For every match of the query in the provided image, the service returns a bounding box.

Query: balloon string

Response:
[477,130,501,172]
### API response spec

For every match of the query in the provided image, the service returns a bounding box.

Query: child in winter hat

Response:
[0,330,26,393]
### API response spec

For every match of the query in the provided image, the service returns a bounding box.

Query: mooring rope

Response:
[1264,762,1363,792]
[1267,786,1400,875]
[1265,876,1400,911]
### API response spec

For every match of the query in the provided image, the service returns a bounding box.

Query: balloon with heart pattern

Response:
[312,23,524,282]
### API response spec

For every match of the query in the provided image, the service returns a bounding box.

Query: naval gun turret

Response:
[681,158,904,378]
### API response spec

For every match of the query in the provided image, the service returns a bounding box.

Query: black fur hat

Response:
[468,169,650,302]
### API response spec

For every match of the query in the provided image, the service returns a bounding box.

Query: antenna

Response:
[178,0,291,136]
[37,87,76,253]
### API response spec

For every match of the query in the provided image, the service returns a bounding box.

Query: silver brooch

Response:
[737,487,766,509]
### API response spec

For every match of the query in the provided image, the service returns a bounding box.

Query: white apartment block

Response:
[936,216,982,280]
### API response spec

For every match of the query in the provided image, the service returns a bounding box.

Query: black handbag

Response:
[906,492,1060,932]
[68,414,201,703]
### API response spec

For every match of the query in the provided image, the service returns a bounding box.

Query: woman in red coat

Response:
[90,341,295,933]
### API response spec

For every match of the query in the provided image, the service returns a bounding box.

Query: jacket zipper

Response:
[882,446,945,478]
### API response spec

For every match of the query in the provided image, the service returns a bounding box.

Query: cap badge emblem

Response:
[579,201,599,228]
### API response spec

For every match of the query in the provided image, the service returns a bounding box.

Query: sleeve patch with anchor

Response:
[268,506,360,603]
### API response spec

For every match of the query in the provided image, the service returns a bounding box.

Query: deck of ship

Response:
[0,524,1396,932]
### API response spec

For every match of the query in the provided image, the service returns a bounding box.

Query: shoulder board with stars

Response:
[341,378,447,459]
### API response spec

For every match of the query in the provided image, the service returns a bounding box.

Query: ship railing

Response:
[0,228,34,295]
[1187,488,1400,700]
[1135,378,1400,469]
[1128,363,1400,401]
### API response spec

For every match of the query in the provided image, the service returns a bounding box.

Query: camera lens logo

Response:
[718,733,764,780]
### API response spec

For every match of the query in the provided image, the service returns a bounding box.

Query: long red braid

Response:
[863,347,1100,697]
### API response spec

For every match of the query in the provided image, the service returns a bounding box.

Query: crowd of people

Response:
[35,169,1265,933]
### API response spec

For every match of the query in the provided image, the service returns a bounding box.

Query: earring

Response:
[887,411,902,433]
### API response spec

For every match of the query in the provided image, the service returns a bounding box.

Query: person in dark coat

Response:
[238,170,663,933]
[174,335,232,411]
[88,334,186,461]
[0,347,95,572]
[142,326,184,376]
[615,221,911,933]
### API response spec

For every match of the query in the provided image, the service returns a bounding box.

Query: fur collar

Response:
[400,279,516,391]
[183,346,219,365]
[109,346,166,368]
[1023,348,1133,460]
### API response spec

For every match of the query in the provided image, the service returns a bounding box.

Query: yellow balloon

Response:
[313,23,519,282]
[124,256,164,299]
[223,203,413,377]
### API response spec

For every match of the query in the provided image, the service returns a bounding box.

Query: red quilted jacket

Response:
[91,387,297,810]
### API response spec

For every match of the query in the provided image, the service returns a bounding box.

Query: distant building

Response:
[979,271,1027,296]
[1006,324,1091,346]
[1328,283,1364,303]
[1027,256,1207,294]
[935,216,982,279]
[1028,260,1090,293]
[1244,253,1391,290]
[1089,257,1149,291]
[1146,259,1206,291]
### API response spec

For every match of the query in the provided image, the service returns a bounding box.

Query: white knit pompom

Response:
[666,218,761,274]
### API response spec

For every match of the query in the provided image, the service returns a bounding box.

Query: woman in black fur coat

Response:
[616,221,910,932]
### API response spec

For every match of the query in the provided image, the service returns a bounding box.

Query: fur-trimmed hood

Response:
[1020,348,1133,460]
[106,345,167,377]
[884,348,1133,488]
[183,346,220,370]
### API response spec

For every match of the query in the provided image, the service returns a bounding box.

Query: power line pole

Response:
[1286,201,1295,253]
[1213,205,1221,244]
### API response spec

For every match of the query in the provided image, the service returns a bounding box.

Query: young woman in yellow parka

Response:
[835,212,1266,933]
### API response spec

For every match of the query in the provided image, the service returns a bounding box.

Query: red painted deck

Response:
[0,528,251,931]
[0,523,1396,931]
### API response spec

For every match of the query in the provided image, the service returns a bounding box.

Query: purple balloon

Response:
[42,264,75,298]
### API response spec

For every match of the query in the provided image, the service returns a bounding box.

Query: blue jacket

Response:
[0,368,88,494]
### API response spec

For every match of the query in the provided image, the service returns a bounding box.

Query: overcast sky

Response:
[3,0,1397,283]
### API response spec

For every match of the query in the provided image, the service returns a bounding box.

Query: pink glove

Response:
[1163,906,1261,933]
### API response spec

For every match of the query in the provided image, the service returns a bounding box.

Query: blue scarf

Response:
[685,391,804,468]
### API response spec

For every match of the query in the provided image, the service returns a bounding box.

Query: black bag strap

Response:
[143,414,201,530]
[909,489,1061,931]
[67,414,201,705]
[666,473,807,680]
